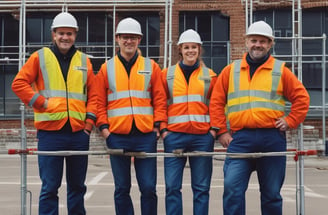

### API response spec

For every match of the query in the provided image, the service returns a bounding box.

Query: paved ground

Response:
[1,154,328,215]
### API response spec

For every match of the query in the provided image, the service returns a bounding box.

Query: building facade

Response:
[0,0,327,151]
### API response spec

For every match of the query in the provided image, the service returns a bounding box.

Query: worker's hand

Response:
[101,128,111,139]
[275,117,289,131]
[153,127,160,140]
[161,130,169,139]
[218,132,233,148]
[209,129,217,139]
[83,129,91,135]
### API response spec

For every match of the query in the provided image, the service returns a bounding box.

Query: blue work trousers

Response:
[164,132,214,215]
[223,128,286,215]
[37,130,89,215]
[106,132,158,215]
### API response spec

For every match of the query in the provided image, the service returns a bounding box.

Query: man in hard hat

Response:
[161,29,217,215]
[96,17,166,215]
[209,20,310,215]
[12,11,97,215]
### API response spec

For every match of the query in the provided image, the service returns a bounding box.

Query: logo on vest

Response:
[138,70,151,75]
[74,66,88,72]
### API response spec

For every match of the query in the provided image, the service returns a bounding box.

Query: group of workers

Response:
[11,11,310,215]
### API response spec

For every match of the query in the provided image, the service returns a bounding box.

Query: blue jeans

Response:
[223,128,286,215]
[106,132,158,215]
[37,130,89,215]
[164,132,214,215]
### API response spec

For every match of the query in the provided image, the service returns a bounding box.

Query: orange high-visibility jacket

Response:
[161,63,217,134]
[96,55,167,134]
[210,54,310,135]
[12,47,97,132]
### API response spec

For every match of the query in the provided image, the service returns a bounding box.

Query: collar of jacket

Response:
[117,51,139,75]
[51,44,77,60]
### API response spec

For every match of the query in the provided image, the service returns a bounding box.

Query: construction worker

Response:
[161,29,217,215]
[209,20,310,215]
[96,17,167,215]
[11,12,97,215]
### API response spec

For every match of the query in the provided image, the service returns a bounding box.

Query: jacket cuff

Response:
[99,124,109,131]
[160,128,169,135]
[84,121,93,133]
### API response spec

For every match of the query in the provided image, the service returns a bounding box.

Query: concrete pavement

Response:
[0,154,328,215]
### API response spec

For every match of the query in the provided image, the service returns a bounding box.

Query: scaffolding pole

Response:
[293,1,305,214]
[323,34,327,155]
[18,0,28,214]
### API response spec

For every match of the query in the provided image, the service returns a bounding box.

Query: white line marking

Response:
[87,172,108,185]
[84,190,94,200]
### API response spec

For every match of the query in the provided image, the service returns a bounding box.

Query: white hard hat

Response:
[51,12,78,31]
[115,17,143,36]
[246,21,274,40]
[177,29,202,45]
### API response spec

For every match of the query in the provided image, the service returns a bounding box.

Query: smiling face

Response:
[246,35,273,61]
[179,42,200,66]
[52,27,77,55]
[116,34,141,61]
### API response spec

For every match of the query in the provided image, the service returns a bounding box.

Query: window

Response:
[179,11,230,74]
[75,12,114,71]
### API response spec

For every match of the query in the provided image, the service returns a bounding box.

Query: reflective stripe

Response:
[172,94,204,104]
[168,114,210,124]
[29,93,40,107]
[228,101,285,113]
[228,90,283,101]
[81,53,88,95]
[39,90,86,101]
[143,58,152,89]
[35,111,68,121]
[167,65,175,105]
[271,60,284,92]
[202,67,210,105]
[108,106,153,117]
[69,110,86,120]
[86,112,96,119]
[38,48,50,89]
[106,58,117,92]
[108,90,151,101]
[232,60,242,92]
[35,110,86,122]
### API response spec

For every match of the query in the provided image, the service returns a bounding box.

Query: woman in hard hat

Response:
[96,17,166,215]
[210,20,310,215]
[11,12,97,214]
[160,29,218,215]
